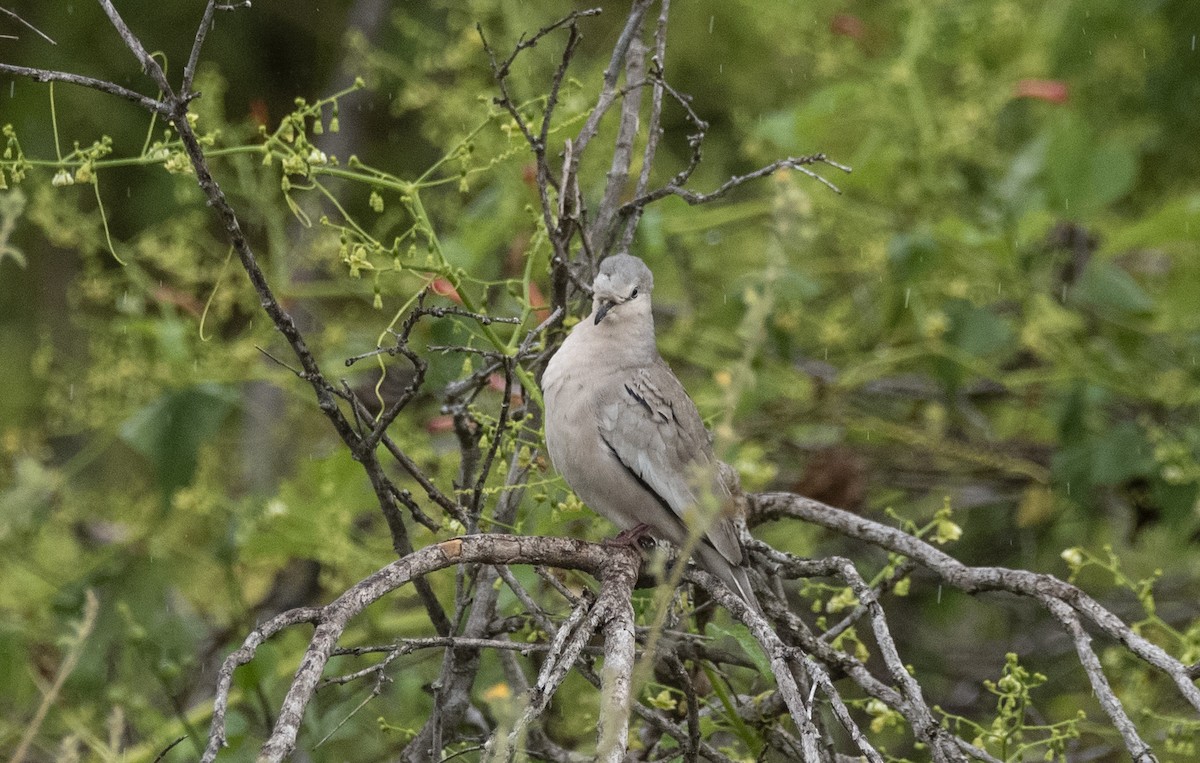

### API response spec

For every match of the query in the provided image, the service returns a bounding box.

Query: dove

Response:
[542,254,760,613]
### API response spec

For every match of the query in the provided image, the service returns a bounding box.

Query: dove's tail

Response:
[727,565,764,617]
[696,544,764,616]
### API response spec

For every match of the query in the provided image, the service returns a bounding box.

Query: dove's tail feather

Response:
[696,546,763,616]
[726,565,764,617]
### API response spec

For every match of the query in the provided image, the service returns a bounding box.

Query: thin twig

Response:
[150,736,188,763]
[621,154,851,213]
[10,591,100,763]
[0,7,57,44]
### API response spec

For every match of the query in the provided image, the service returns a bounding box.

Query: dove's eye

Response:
[630,287,639,299]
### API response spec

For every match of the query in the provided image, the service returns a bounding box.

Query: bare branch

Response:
[96,0,175,97]
[686,568,825,760]
[204,607,323,762]
[1044,597,1157,762]
[0,63,166,114]
[752,492,1200,715]
[478,10,597,235]
[571,0,654,161]
[594,556,638,762]
[616,0,671,255]
[329,635,596,664]
[201,535,637,763]
[183,0,251,95]
[745,547,961,760]
[588,32,648,249]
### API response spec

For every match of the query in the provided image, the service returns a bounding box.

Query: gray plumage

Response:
[542,254,760,613]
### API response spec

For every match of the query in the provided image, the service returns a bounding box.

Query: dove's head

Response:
[591,254,654,326]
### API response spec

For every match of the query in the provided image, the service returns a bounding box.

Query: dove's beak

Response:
[594,299,615,325]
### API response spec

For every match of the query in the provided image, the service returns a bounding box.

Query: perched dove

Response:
[542,254,761,613]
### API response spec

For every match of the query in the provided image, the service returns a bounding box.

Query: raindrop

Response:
[937,585,942,604]
[1067,482,1071,496]
[709,15,714,34]
[904,287,911,308]
[1062,284,1067,303]
[8,82,12,98]
[719,64,724,74]
[1193,35,1197,52]
[69,384,74,401]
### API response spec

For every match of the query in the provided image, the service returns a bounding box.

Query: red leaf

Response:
[248,98,270,128]
[1015,79,1069,104]
[521,163,538,187]
[830,13,866,40]
[430,278,463,304]
[528,281,550,320]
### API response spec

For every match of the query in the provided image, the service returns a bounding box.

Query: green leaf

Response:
[706,622,771,677]
[1102,194,1200,252]
[947,300,1014,357]
[0,457,60,536]
[1042,114,1138,214]
[1072,260,1154,315]
[118,383,237,502]
[887,229,940,281]
[1089,422,1153,485]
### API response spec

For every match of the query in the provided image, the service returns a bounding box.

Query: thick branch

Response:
[1043,598,1157,763]
[203,535,630,763]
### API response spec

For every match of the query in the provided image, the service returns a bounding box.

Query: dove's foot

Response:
[608,523,654,548]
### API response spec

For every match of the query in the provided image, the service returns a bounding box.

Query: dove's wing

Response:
[596,359,744,568]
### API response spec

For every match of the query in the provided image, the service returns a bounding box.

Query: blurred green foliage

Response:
[2,0,1199,760]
